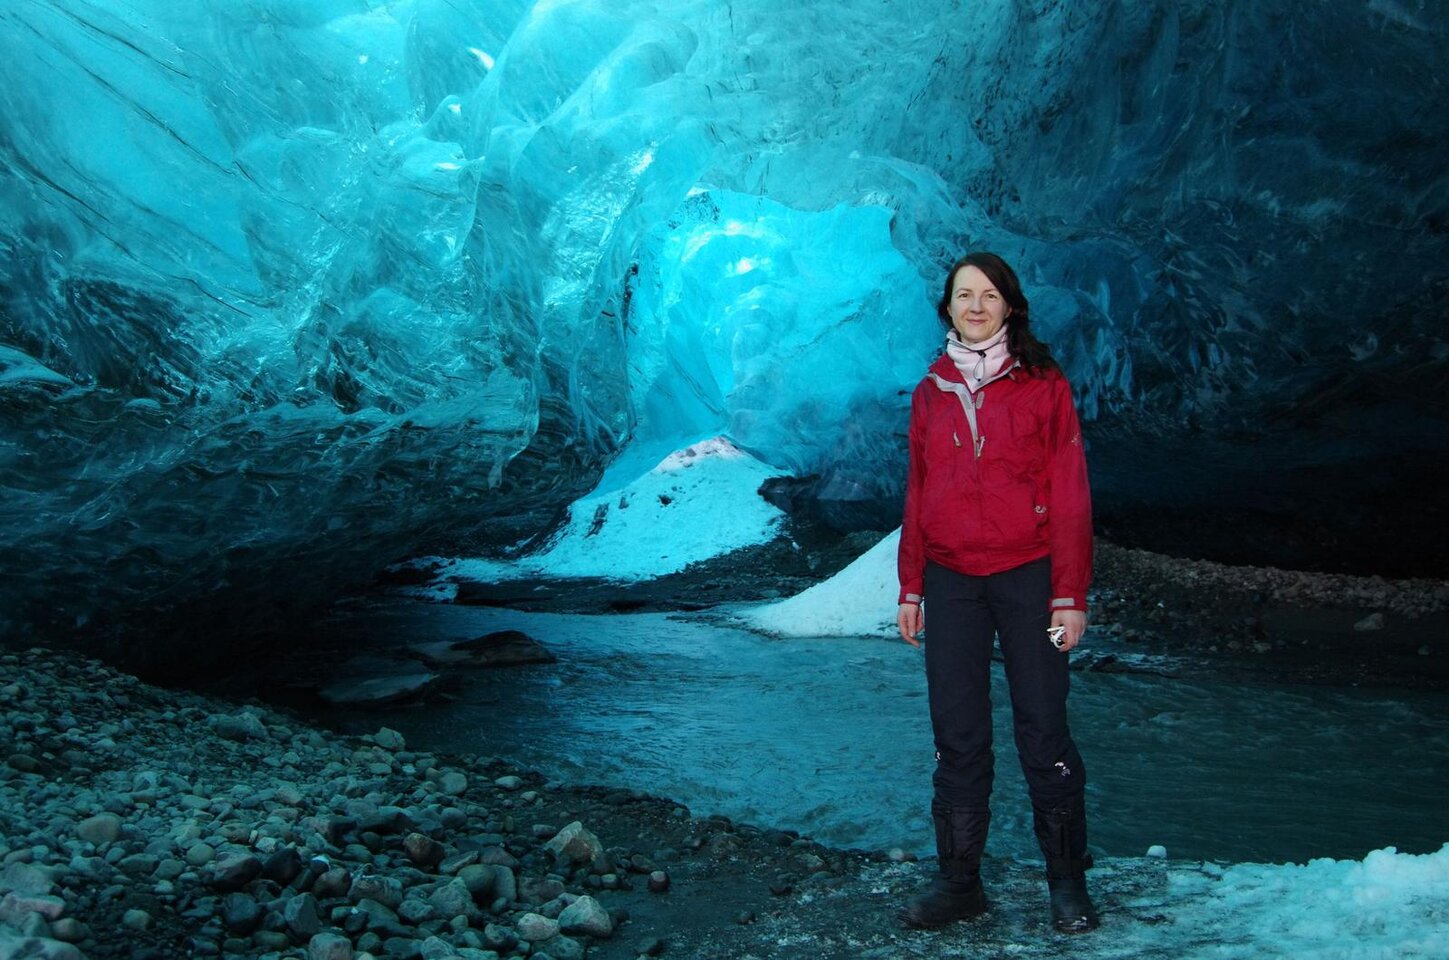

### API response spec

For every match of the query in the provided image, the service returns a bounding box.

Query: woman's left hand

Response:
[1051,609,1087,652]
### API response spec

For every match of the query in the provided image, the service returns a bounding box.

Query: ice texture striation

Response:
[0,0,1446,665]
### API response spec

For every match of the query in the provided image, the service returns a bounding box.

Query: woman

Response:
[896,252,1098,934]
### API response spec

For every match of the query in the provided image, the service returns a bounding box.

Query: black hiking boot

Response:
[898,876,989,929]
[1047,872,1099,933]
[898,800,991,929]
[1033,800,1099,933]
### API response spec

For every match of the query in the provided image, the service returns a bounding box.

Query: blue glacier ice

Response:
[0,0,1445,664]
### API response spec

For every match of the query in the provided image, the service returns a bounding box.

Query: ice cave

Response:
[0,1,1446,958]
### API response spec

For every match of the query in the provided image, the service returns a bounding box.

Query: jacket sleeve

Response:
[897,384,927,605]
[1046,374,1093,613]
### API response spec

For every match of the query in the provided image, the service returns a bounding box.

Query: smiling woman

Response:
[896,252,1099,934]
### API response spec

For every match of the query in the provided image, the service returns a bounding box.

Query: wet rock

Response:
[647,870,670,893]
[1354,612,1386,631]
[313,866,352,899]
[439,850,479,875]
[404,832,445,868]
[121,908,152,931]
[373,728,406,751]
[544,822,603,865]
[520,877,564,905]
[221,892,264,934]
[428,877,475,921]
[0,863,52,895]
[515,912,558,942]
[318,671,443,707]
[210,711,269,742]
[0,932,85,960]
[307,932,354,960]
[207,852,261,891]
[558,895,612,938]
[437,771,468,796]
[1,892,66,923]
[411,631,556,669]
[546,934,586,960]
[261,846,302,884]
[350,875,404,910]
[397,896,434,925]
[76,813,123,846]
[284,892,322,940]
[418,935,457,959]
[48,918,86,943]
[185,842,217,868]
[483,922,519,952]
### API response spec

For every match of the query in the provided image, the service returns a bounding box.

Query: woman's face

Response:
[948,264,1010,344]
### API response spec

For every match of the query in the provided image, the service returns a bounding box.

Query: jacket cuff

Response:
[899,592,923,605]
[1051,596,1087,614]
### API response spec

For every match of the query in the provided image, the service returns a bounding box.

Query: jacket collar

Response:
[927,351,1021,388]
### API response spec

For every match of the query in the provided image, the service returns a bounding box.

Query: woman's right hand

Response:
[897,603,923,647]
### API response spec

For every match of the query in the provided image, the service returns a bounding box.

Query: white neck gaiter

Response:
[945,328,1011,393]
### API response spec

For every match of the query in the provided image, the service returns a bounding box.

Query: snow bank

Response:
[739,527,901,638]
[1154,843,1449,959]
[446,437,785,582]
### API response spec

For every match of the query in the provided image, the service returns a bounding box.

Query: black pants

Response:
[924,557,1086,812]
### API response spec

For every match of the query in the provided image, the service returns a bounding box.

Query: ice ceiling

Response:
[1,0,1445,666]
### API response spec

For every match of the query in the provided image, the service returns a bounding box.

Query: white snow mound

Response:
[447,436,785,582]
[741,527,901,637]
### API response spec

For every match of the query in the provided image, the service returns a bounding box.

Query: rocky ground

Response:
[0,645,1207,960]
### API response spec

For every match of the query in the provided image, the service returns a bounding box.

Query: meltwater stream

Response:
[313,600,1448,866]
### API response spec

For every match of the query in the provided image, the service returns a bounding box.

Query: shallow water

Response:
[313,599,1448,865]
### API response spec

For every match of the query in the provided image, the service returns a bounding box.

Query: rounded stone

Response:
[308,931,354,960]
[185,842,217,867]
[76,814,123,846]
[515,912,558,942]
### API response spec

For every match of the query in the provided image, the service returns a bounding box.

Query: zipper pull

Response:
[974,436,985,459]
[953,431,961,448]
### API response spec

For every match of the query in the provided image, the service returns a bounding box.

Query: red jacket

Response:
[897,353,1093,612]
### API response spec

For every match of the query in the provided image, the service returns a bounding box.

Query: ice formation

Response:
[0,1,1445,661]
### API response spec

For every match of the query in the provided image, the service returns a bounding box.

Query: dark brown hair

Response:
[936,252,1057,373]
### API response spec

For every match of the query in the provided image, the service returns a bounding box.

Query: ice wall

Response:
[0,0,1445,666]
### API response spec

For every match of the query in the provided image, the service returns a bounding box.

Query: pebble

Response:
[122,907,153,931]
[1147,845,1168,858]
[373,728,406,752]
[210,711,269,742]
[76,813,123,845]
[207,852,261,891]
[495,776,524,791]
[308,931,355,960]
[404,832,445,868]
[284,892,322,939]
[516,911,559,941]
[185,842,217,867]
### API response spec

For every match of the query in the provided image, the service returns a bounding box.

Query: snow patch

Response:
[739,528,901,638]
[448,437,785,582]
